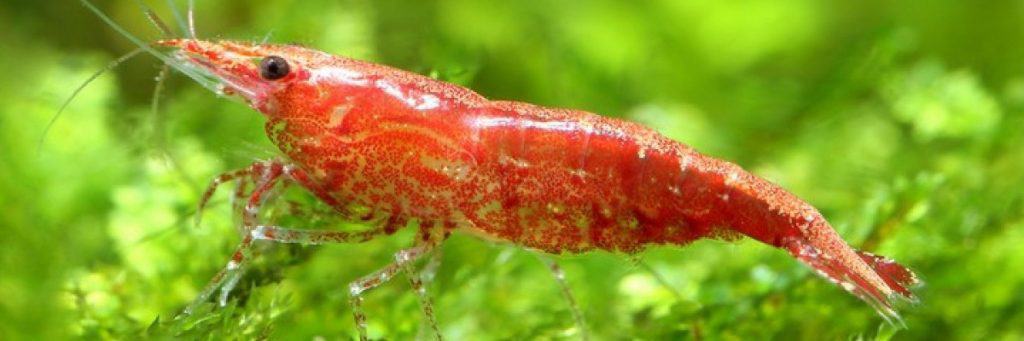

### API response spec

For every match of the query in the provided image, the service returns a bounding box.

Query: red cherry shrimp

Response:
[71,1,920,339]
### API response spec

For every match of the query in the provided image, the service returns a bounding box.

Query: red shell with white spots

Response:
[160,39,919,320]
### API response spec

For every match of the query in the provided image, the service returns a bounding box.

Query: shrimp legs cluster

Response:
[188,160,589,340]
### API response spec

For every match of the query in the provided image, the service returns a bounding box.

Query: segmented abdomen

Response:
[458,101,757,253]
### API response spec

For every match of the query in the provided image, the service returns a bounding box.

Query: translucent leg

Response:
[183,161,284,315]
[215,162,288,307]
[416,250,444,340]
[193,160,283,229]
[249,225,387,245]
[229,175,251,235]
[184,235,254,315]
[402,251,442,340]
[419,249,443,289]
[347,244,442,341]
[537,254,589,340]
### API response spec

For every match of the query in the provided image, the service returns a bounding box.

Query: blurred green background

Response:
[2,0,1024,339]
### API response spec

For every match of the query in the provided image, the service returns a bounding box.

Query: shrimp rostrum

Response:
[79,1,919,338]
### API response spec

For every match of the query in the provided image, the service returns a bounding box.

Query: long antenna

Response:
[37,48,145,154]
[187,0,197,38]
[163,0,189,36]
[79,0,222,94]
[133,0,174,37]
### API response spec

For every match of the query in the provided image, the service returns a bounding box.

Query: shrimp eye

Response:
[259,56,290,80]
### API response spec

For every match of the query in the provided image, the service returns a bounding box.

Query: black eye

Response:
[259,55,290,80]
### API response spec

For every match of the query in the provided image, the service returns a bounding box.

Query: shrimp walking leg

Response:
[537,255,589,340]
[185,158,401,318]
[419,248,443,284]
[216,163,290,306]
[248,225,388,245]
[183,161,287,314]
[193,161,277,228]
[416,250,444,340]
[228,174,252,234]
[243,224,437,339]
[348,243,442,341]
[213,224,392,308]
[184,231,255,314]
[401,249,443,340]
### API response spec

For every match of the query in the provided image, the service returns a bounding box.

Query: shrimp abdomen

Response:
[459,100,920,321]
[460,101,734,253]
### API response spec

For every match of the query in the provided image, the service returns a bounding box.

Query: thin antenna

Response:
[163,0,189,37]
[134,1,197,192]
[133,0,174,37]
[80,0,222,94]
[38,48,145,154]
[187,0,196,38]
[260,30,275,45]
[151,63,171,148]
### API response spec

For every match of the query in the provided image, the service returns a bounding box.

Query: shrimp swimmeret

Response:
[74,1,920,339]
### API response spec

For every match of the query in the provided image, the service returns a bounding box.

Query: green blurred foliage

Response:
[2,0,1024,339]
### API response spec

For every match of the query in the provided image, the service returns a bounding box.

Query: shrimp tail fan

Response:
[785,237,921,326]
